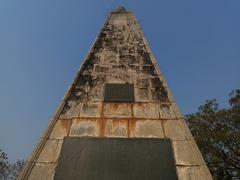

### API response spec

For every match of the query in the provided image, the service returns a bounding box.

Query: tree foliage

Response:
[187,89,240,179]
[0,148,25,180]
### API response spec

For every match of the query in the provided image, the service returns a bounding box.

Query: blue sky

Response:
[0,0,239,161]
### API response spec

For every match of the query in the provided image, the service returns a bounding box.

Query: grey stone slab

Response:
[54,138,178,180]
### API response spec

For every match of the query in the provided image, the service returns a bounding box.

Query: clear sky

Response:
[0,0,239,162]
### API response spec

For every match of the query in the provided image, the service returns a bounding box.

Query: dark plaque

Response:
[104,83,134,102]
[54,137,178,180]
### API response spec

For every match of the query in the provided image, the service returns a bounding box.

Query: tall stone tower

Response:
[19,7,212,180]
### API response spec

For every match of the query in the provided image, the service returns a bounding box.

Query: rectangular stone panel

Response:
[54,138,178,180]
[69,119,98,137]
[104,83,134,102]
[133,103,159,119]
[104,119,128,137]
[160,103,176,119]
[134,120,164,138]
[80,102,102,118]
[49,120,71,140]
[59,101,82,119]
[134,87,151,102]
[103,103,132,118]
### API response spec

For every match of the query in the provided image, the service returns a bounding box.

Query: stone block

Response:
[59,101,82,119]
[172,101,184,118]
[135,120,164,138]
[105,119,128,137]
[88,85,103,101]
[28,163,55,180]
[177,165,213,180]
[172,140,205,166]
[134,87,151,102]
[49,120,71,139]
[159,103,176,119]
[37,139,62,163]
[163,119,193,140]
[103,103,132,118]
[106,74,132,84]
[133,76,150,88]
[69,119,98,137]
[80,102,102,118]
[133,103,159,119]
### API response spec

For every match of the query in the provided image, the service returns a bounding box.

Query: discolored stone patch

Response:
[103,103,132,118]
[69,119,98,137]
[133,103,159,119]
[104,119,128,137]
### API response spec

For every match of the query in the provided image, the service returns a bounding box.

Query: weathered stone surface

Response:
[159,103,176,119]
[37,140,62,163]
[103,103,132,118]
[28,163,55,180]
[172,101,184,118]
[88,85,103,102]
[164,119,193,140]
[105,119,128,137]
[93,64,109,74]
[135,120,164,138]
[134,76,150,88]
[109,14,128,25]
[80,102,102,118]
[134,87,151,102]
[106,74,132,84]
[173,140,205,166]
[59,101,82,119]
[49,120,71,139]
[133,103,159,119]
[69,119,98,137]
[177,165,213,180]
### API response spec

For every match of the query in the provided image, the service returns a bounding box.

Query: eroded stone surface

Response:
[159,103,176,119]
[80,102,102,118]
[69,119,98,137]
[133,103,159,119]
[49,120,71,139]
[103,103,132,118]
[135,120,164,138]
[59,102,82,119]
[105,119,128,137]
